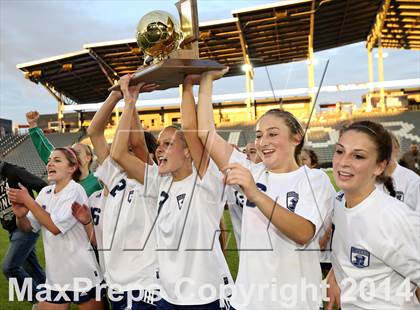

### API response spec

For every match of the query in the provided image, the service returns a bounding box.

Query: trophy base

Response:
[108,58,226,92]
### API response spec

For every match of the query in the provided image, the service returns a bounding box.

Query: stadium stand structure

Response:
[0,134,29,157]
[3,132,83,179]
[3,111,418,177]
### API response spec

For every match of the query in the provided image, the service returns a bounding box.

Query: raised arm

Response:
[26,111,54,165]
[87,91,122,164]
[130,108,154,165]
[181,75,209,178]
[197,68,233,170]
[110,75,149,184]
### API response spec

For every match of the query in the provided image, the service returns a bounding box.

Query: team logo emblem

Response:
[395,191,404,201]
[235,191,246,208]
[176,194,186,210]
[127,190,134,203]
[286,191,299,212]
[336,192,345,201]
[350,246,370,268]
[46,189,52,194]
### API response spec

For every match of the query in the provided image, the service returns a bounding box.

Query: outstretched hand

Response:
[12,203,29,219]
[222,163,258,201]
[7,183,31,206]
[118,74,157,105]
[26,111,40,128]
[201,67,229,82]
[71,201,92,225]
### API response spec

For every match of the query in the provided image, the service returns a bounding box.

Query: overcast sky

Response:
[1,0,419,125]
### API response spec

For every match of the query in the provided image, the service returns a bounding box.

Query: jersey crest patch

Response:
[176,194,186,210]
[395,191,404,201]
[286,191,299,212]
[336,192,345,201]
[350,246,370,268]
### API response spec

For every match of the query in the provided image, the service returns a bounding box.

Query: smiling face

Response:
[155,127,190,175]
[47,150,77,183]
[333,130,387,196]
[255,114,300,171]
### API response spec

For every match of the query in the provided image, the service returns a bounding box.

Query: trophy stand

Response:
[109,0,225,92]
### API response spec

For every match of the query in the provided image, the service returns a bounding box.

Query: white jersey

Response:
[146,160,232,305]
[376,164,420,213]
[28,180,102,291]
[228,149,335,310]
[88,189,106,275]
[225,186,243,248]
[94,156,158,292]
[331,189,420,309]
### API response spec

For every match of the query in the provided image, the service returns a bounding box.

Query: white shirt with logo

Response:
[145,160,232,305]
[331,189,420,309]
[376,163,420,213]
[94,156,158,292]
[228,149,335,310]
[28,180,102,291]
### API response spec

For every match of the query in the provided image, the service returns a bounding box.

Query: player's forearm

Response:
[88,91,121,137]
[110,101,136,164]
[16,216,33,233]
[129,109,151,164]
[181,83,197,131]
[197,77,216,142]
[25,199,60,235]
[252,190,315,245]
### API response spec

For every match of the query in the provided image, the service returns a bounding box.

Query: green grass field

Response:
[0,171,336,309]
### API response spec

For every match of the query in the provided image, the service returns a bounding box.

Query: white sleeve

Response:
[30,188,47,233]
[50,186,88,234]
[228,148,252,169]
[296,169,336,237]
[404,178,420,213]
[141,164,160,200]
[94,156,125,190]
[26,211,41,233]
[376,204,420,286]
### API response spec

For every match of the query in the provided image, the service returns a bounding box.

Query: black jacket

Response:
[0,161,47,232]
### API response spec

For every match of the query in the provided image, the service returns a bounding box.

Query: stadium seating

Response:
[2,110,419,177]
[0,133,29,157]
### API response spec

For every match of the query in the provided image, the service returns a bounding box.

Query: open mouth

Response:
[47,169,57,176]
[337,171,353,179]
[261,149,275,156]
[158,156,168,166]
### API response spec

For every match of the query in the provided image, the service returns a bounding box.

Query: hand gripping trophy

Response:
[109,0,225,91]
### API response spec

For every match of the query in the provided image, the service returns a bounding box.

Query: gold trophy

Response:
[109,0,225,91]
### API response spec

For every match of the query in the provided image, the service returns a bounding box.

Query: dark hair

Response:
[144,131,158,164]
[257,109,304,164]
[54,147,82,182]
[302,148,319,168]
[340,121,395,197]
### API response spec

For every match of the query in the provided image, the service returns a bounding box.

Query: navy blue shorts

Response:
[109,290,158,310]
[43,285,105,304]
[156,299,226,310]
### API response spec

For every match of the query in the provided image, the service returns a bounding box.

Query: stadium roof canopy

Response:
[16,0,418,105]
